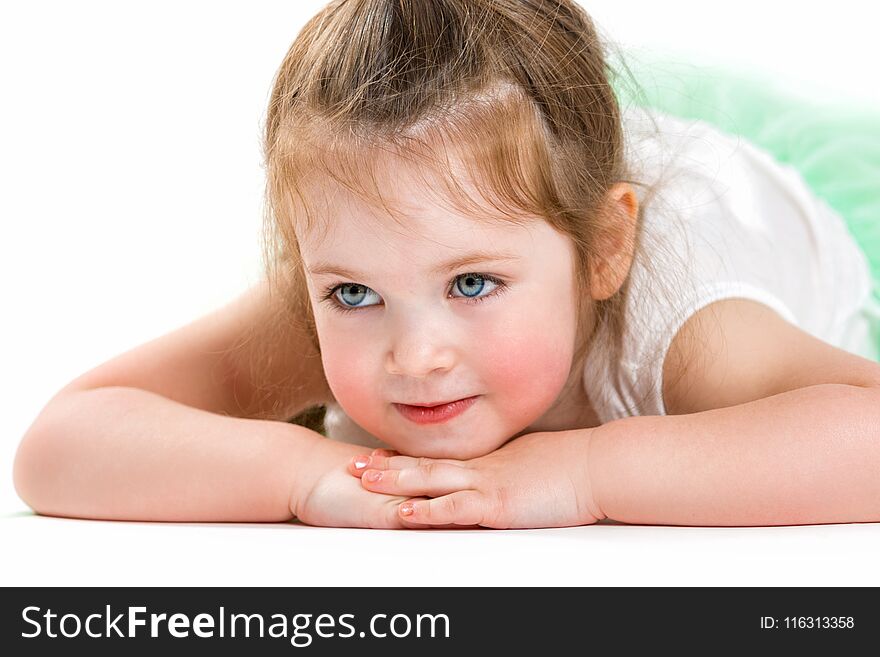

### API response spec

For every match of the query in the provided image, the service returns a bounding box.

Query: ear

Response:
[589,182,639,301]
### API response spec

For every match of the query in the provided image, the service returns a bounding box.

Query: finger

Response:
[381,497,482,530]
[378,496,457,530]
[348,453,465,477]
[397,491,488,526]
[371,448,399,457]
[348,454,372,477]
[361,461,475,497]
[384,455,468,469]
[348,453,419,477]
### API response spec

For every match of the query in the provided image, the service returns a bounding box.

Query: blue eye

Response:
[320,273,508,315]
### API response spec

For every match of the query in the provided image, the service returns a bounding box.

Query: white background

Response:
[2,1,879,586]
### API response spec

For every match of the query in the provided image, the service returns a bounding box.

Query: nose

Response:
[385,313,456,377]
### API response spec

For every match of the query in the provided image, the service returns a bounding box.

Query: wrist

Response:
[283,423,325,520]
[285,425,371,520]
[584,424,611,522]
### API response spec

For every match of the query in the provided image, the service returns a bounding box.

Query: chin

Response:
[393,436,505,460]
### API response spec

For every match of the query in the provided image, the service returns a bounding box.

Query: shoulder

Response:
[589,111,875,420]
[662,296,880,416]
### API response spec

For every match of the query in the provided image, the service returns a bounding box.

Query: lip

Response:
[393,396,479,425]
[399,398,465,407]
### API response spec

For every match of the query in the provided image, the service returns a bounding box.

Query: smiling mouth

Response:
[393,396,479,425]
[401,399,468,408]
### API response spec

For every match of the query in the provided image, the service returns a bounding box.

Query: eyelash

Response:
[319,273,509,315]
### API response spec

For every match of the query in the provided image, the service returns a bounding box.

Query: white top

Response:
[582,106,880,423]
[320,106,880,445]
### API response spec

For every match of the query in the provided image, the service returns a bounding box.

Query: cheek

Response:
[483,275,579,402]
[481,315,574,424]
[317,325,377,417]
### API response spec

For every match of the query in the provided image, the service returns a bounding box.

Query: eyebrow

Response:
[306,250,522,279]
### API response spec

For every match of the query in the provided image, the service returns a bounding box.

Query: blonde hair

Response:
[252,0,684,422]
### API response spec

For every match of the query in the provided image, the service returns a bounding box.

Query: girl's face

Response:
[297,165,582,459]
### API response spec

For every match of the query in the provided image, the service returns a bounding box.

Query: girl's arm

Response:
[588,383,880,526]
[339,383,880,528]
[13,386,434,528]
[341,385,880,528]
[12,386,320,522]
[343,298,880,529]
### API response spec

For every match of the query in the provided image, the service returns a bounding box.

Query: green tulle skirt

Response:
[610,52,880,309]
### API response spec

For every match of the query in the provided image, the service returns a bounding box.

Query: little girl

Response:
[14,0,880,530]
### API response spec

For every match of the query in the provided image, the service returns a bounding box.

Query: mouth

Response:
[400,398,466,408]
[393,396,479,425]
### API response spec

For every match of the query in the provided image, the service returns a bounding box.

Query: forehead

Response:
[295,152,542,261]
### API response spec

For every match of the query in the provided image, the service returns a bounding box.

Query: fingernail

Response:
[353,456,371,470]
[400,503,414,516]
[364,470,383,482]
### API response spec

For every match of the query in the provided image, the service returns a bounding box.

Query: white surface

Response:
[3,1,879,587]
[5,514,880,587]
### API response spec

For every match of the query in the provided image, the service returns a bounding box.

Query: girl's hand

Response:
[290,440,476,529]
[346,429,607,529]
